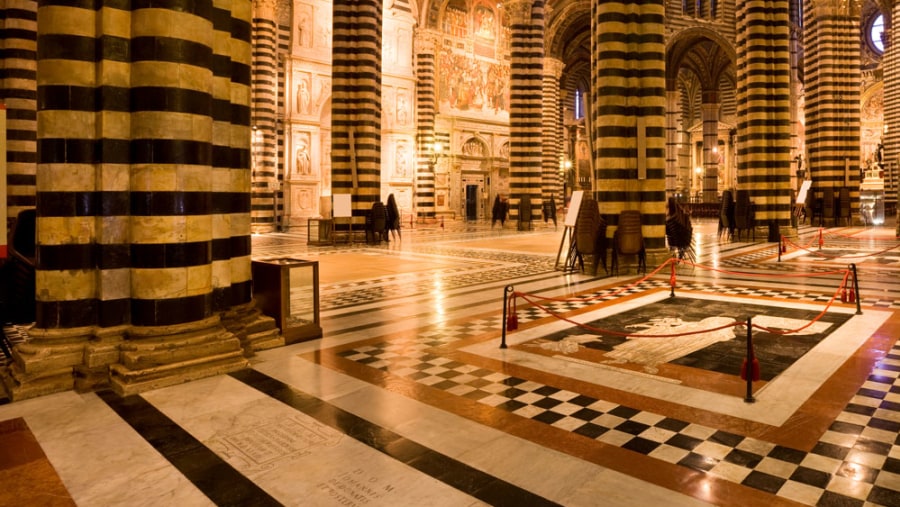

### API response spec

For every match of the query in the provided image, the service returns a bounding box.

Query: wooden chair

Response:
[718,190,735,240]
[365,202,388,244]
[734,190,755,241]
[612,210,646,275]
[822,187,835,226]
[838,187,851,226]
[574,197,607,275]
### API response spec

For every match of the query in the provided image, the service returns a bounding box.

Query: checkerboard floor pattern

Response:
[339,340,900,506]
[336,283,900,506]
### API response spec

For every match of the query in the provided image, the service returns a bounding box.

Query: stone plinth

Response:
[109,317,250,397]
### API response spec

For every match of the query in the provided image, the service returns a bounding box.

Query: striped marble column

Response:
[331,0,382,219]
[665,88,679,196]
[504,0,544,230]
[0,0,37,219]
[250,0,279,232]
[415,31,438,219]
[5,0,254,400]
[802,0,860,216]
[591,0,667,251]
[541,57,564,210]
[701,92,719,202]
[884,7,900,211]
[735,0,792,225]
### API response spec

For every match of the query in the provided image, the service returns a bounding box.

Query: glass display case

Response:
[251,258,322,344]
[860,189,885,226]
[307,218,333,245]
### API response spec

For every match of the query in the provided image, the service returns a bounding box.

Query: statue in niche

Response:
[297,11,311,48]
[296,77,311,115]
[295,136,311,176]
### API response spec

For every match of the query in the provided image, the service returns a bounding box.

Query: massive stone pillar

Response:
[541,57,564,210]
[2,0,276,400]
[701,92,720,202]
[250,0,280,232]
[735,0,793,225]
[414,31,438,219]
[884,9,900,215]
[505,0,544,229]
[0,0,37,220]
[591,0,667,252]
[803,0,860,217]
[331,0,382,218]
[665,87,680,196]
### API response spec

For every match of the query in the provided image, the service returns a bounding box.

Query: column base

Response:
[109,317,249,397]
[0,328,92,401]
[220,300,283,354]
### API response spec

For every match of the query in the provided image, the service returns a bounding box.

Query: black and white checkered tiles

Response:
[336,283,900,506]
[338,339,900,506]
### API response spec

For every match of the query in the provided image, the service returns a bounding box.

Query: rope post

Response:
[851,263,862,315]
[777,236,782,262]
[744,317,756,403]
[500,285,514,348]
[818,228,824,250]
[669,257,677,297]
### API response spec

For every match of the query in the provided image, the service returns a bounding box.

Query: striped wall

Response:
[331,0,382,217]
[506,0,544,229]
[802,0,860,215]
[0,0,37,222]
[735,0,792,224]
[250,0,279,231]
[541,58,564,207]
[592,0,667,250]
[415,31,437,219]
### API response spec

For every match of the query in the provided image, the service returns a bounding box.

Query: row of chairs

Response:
[807,187,851,227]
[572,199,645,276]
[719,190,755,241]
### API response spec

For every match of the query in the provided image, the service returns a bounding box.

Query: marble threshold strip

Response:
[98,369,561,507]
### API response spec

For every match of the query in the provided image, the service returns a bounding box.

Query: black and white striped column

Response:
[541,57,564,210]
[802,0,860,215]
[701,91,719,202]
[0,0,37,220]
[415,31,438,219]
[591,0,667,251]
[250,0,279,232]
[735,0,793,225]
[331,0,382,218]
[505,0,544,229]
[7,0,253,400]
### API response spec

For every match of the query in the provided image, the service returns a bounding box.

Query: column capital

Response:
[500,0,532,25]
[253,0,277,16]
[542,57,565,78]
[415,28,441,54]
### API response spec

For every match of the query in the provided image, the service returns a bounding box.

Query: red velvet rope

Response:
[505,257,854,339]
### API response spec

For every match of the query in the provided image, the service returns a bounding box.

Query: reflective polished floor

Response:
[2,214,900,506]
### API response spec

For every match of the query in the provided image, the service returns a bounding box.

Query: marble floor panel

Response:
[2,218,900,506]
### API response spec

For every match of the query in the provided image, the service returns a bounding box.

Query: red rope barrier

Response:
[505,256,855,340]
[783,235,900,259]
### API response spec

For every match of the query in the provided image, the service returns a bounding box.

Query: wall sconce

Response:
[428,142,444,169]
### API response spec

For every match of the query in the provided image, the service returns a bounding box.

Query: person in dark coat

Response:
[386,194,401,241]
[492,195,509,227]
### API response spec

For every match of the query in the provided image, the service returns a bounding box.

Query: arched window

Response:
[869,13,885,54]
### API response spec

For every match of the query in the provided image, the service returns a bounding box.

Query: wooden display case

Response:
[251,258,322,344]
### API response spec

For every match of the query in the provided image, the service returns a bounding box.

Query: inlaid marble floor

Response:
[1,217,899,506]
